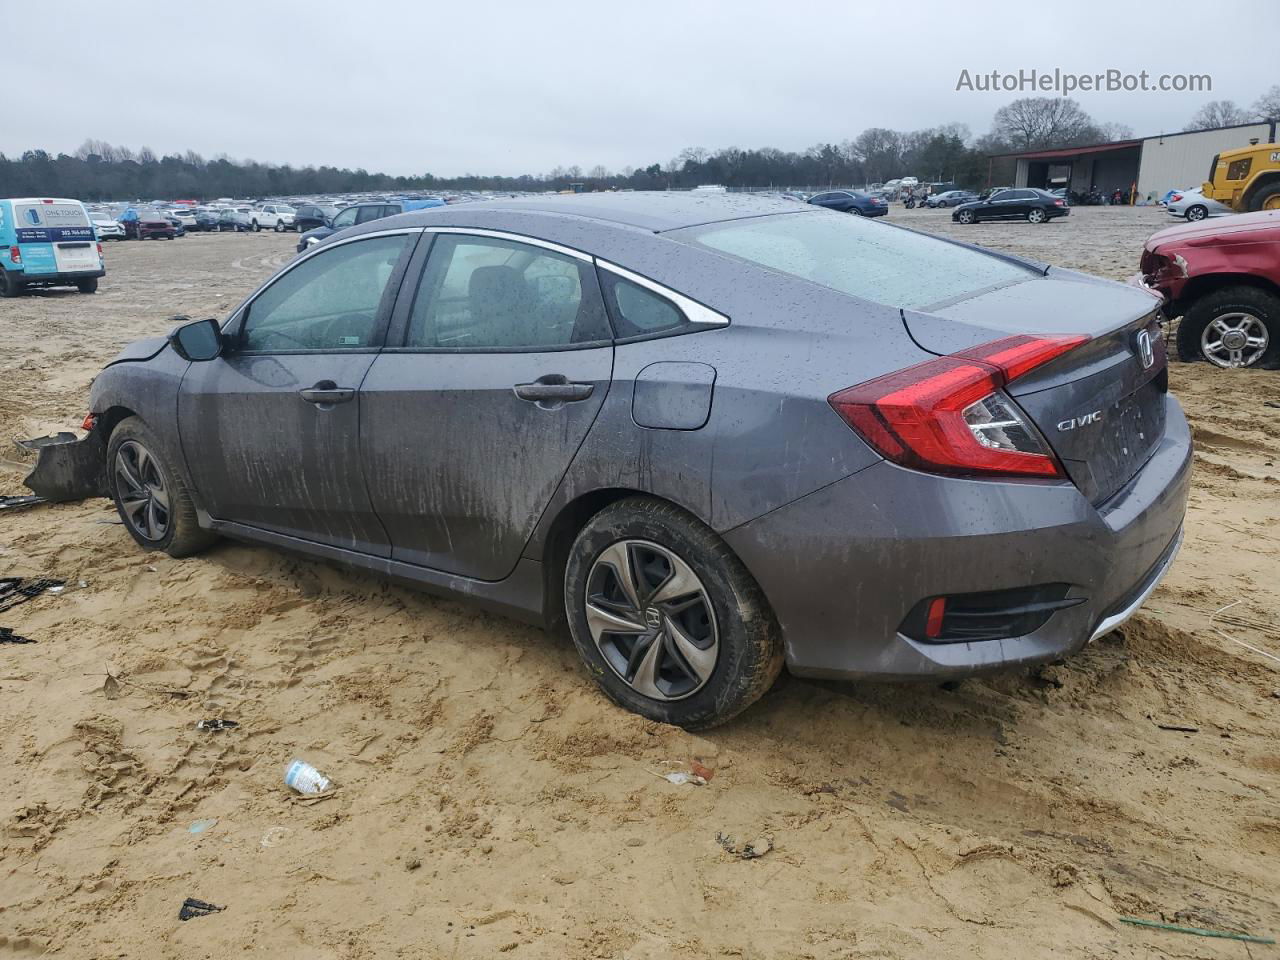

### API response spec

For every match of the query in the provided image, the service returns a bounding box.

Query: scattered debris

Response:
[178,898,224,921]
[1265,401,1280,409]
[196,718,239,732]
[0,628,34,644]
[1118,916,1274,945]
[260,826,290,848]
[689,760,716,782]
[188,818,218,835]
[1210,600,1280,668]
[0,577,66,614]
[0,495,46,512]
[662,771,707,786]
[405,856,422,871]
[285,759,332,795]
[1152,720,1199,733]
[102,673,121,700]
[716,832,772,860]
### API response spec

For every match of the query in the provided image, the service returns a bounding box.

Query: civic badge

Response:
[1136,330,1154,369]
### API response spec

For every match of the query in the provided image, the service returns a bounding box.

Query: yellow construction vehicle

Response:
[1202,133,1280,213]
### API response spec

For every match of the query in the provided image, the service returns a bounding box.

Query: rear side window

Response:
[679,211,1033,310]
[598,273,686,338]
[356,205,385,224]
[405,234,610,350]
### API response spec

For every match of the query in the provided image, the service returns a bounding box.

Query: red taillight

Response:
[97,242,103,257]
[8,246,20,264]
[1170,193,1183,202]
[1054,199,1065,206]
[828,335,1088,480]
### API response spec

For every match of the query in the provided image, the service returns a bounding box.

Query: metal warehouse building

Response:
[991,119,1277,201]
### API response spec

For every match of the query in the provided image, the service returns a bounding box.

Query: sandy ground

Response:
[2,208,1279,959]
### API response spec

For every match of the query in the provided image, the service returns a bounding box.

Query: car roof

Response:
[396,192,807,233]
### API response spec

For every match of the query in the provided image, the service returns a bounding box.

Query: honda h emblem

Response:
[1136,330,1154,369]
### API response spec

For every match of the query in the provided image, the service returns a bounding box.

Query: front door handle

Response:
[513,376,594,406]
[299,380,355,405]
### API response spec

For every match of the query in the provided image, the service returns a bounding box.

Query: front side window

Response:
[405,234,609,350]
[241,234,409,351]
[331,207,358,229]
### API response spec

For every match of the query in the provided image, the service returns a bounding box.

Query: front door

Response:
[178,231,417,555]
[360,231,614,580]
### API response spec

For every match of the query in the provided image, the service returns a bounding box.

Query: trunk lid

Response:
[903,272,1169,504]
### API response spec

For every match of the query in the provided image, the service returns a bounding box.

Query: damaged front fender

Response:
[18,431,108,502]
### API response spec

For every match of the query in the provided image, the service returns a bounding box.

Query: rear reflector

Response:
[925,597,947,638]
[828,335,1087,479]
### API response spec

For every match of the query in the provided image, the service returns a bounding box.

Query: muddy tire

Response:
[77,278,98,294]
[1248,182,1280,212]
[1177,286,1280,369]
[564,496,783,730]
[108,417,217,557]
[0,268,23,298]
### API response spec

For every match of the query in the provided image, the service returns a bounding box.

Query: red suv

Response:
[1140,210,1280,368]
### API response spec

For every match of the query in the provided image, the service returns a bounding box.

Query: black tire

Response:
[564,496,783,730]
[848,207,863,216]
[274,220,285,232]
[1185,204,1209,222]
[107,417,217,557]
[252,221,261,232]
[0,268,23,298]
[1247,182,1280,212]
[1176,286,1280,369]
[77,278,98,294]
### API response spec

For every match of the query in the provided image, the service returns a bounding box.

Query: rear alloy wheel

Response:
[565,496,782,729]
[957,209,975,224]
[252,221,261,232]
[1178,286,1280,369]
[1186,204,1209,222]
[108,417,216,556]
[848,207,863,216]
[274,220,285,232]
[1027,208,1047,223]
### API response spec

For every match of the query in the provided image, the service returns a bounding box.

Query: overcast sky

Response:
[6,0,1277,177]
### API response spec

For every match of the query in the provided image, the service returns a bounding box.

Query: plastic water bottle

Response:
[284,759,331,795]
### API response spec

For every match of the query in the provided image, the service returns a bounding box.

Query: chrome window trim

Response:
[595,259,730,327]
[419,226,592,262]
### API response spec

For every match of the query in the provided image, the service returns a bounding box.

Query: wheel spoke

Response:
[116,456,143,494]
[120,495,148,520]
[585,598,647,638]
[148,482,170,510]
[649,558,701,607]
[145,498,161,539]
[626,633,665,699]
[664,615,717,684]
[595,541,642,611]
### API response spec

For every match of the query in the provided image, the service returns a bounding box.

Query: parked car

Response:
[292,203,338,232]
[192,209,221,232]
[295,201,404,251]
[953,189,1069,225]
[165,216,187,238]
[218,207,252,232]
[91,213,126,240]
[35,194,1190,728]
[121,209,177,240]
[806,190,889,217]
[249,203,297,232]
[168,208,197,232]
[927,190,979,208]
[1165,188,1234,222]
[1139,210,1280,368]
[0,197,104,296]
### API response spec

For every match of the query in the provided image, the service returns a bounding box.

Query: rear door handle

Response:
[513,377,594,404]
[299,381,355,405]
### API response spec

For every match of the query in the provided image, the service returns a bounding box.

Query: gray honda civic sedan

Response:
[35,193,1191,728]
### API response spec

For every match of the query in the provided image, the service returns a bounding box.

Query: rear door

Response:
[178,230,418,554]
[360,230,613,580]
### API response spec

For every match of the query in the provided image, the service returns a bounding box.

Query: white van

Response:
[0,197,105,296]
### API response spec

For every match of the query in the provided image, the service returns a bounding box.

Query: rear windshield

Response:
[14,201,90,229]
[681,211,1032,309]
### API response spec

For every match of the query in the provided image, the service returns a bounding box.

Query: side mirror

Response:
[169,317,224,362]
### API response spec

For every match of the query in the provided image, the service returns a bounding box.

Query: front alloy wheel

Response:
[114,440,170,542]
[585,540,718,700]
[1028,208,1047,223]
[957,210,975,224]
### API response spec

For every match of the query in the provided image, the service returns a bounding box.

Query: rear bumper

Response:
[723,395,1192,680]
[12,268,106,285]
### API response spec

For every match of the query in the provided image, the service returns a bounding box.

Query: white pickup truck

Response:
[248,203,297,232]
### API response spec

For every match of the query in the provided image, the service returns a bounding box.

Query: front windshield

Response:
[681,210,1033,310]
